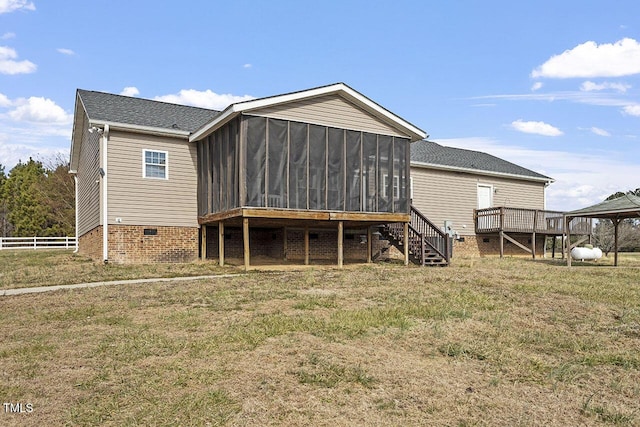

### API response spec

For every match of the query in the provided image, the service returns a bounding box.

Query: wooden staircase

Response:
[380,205,450,266]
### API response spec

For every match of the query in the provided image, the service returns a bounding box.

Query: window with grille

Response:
[143,149,168,179]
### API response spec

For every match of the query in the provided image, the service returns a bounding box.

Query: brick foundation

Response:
[79,225,198,264]
[453,234,547,258]
[205,226,394,263]
[78,226,103,260]
[108,225,199,263]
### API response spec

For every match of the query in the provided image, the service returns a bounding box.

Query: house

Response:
[70,83,434,266]
[69,83,563,266]
[410,141,556,257]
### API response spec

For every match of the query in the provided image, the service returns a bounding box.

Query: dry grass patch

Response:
[1,255,640,425]
[0,250,230,290]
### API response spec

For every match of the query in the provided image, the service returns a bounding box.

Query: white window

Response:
[143,149,168,179]
[383,174,400,198]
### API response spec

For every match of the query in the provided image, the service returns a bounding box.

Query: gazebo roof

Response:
[566,194,640,219]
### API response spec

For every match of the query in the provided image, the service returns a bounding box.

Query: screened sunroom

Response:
[190,83,426,268]
[196,115,411,217]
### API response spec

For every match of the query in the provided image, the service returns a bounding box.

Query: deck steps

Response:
[379,205,450,267]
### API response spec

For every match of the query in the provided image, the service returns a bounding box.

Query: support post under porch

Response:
[218,221,225,267]
[243,218,250,271]
[200,225,207,260]
[304,227,309,265]
[337,221,344,268]
[366,226,372,264]
[283,227,288,260]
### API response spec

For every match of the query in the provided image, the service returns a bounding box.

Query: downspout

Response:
[73,175,79,253]
[543,180,551,210]
[101,124,110,263]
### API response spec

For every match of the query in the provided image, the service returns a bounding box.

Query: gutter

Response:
[73,175,79,253]
[89,120,190,138]
[410,160,554,184]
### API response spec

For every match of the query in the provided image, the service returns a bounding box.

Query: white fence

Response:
[0,236,78,250]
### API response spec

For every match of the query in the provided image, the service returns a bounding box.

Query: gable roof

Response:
[70,90,220,171]
[189,82,427,142]
[76,89,219,133]
[411,140,553,183]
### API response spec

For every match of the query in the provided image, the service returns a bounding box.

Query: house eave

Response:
[410,160,554,184]
[89,120,191,138]
[189,83,427,143]
[69,91,87,172]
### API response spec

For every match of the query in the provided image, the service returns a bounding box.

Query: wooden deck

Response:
[474,207,592,259]
[475,207,592,235]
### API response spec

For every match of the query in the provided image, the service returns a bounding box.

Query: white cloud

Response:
[0,46,36,74]
[589,127,611,137]
[120,86,140,97]
[0,93,72,169]
[0,92,11,107]
[623,104,640,116]
[0,140,67,170]
[154,89,254,110]
[435,137,638,211]
[243,63,252,69]
[0,0,35,14]
[531,38,640,78]
[580,81,630,93]
[531,82,543,91]
[1,32,15,40]
[56,48,75,55]
[7,97,72,124]
[511,119,563,136]
[473,91,640,117]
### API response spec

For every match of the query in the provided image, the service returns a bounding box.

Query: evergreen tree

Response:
[0,164,9,237]
[4,158,48,236]
[40,157,75,236]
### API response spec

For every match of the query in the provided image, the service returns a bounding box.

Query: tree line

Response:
[0,157,75,237]
[0,157,637,252]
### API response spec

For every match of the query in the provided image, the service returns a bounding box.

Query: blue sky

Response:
[1,0,639,210]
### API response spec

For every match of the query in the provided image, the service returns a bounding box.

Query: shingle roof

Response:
[77,89,219,133]
[411,140,552,181]
[567,194,640,217]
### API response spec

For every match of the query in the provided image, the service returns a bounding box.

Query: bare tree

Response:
[592,219,640,255]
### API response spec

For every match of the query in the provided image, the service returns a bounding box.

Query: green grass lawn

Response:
[1,252,639,425]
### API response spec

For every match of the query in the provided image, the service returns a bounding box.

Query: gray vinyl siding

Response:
[76,117,101,236]
[411,166,545,236]
[250,94,407,138]
[107,130,198,227]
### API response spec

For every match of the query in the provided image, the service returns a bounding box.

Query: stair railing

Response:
[410,205,450,264]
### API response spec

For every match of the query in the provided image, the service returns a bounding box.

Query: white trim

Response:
[382,174,400,199]
[142,149,169,180]
[411,160,554,184]
[101,124,110,262]
[73,175,79,253]
[89,120,190,138]
[477,183,493,209]
[189,83,427,143]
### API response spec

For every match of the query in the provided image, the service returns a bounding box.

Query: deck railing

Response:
[475,207,591,235]
[0,236,78,250]
[385,205,450,265]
